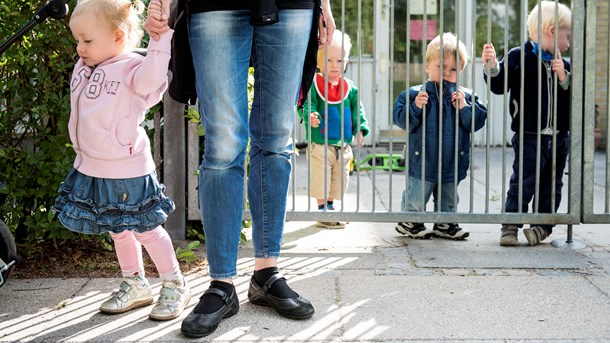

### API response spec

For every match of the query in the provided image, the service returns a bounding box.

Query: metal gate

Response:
[160,1,608,240]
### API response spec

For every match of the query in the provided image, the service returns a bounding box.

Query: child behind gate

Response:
[298,30,370,229]
[393,32,487,240]
[482,1,572,246]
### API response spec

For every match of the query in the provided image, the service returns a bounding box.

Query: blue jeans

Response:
[401,177,458,214]
[189,10,313,279]
[505,132,570,234]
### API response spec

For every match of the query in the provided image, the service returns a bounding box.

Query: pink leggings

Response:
[109,227,180,280]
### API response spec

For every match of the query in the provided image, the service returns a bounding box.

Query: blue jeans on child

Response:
[188,9,313,279]
[505,132,570,234]
[401,177,458,213]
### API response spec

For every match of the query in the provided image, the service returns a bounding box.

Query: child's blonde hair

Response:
[317,30,352,67]
[70,0,145,52]
[426,33,468,71]
[527,1,571,42]
[331,30,352,58]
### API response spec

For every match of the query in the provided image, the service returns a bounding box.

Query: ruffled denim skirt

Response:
[52,169,175,235]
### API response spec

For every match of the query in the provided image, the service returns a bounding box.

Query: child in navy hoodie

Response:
[482,1,572,246]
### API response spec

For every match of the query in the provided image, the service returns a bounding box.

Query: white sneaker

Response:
[149,276,191,321]
[99,275,153,314]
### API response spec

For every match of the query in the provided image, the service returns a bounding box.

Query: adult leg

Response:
[181,10,250,337]
[190,11,252,280]
[247,9,315,319]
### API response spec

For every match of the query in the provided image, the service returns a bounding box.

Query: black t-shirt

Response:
[187,0,315,13]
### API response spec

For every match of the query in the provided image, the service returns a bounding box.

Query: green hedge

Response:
[0,1,77,243]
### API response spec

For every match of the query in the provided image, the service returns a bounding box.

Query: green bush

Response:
[0,1,76,243]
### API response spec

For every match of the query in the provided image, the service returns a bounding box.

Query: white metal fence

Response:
[159,1,609,244]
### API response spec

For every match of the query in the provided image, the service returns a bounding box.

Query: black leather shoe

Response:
[247,274,314,320]
[181,287,239,338]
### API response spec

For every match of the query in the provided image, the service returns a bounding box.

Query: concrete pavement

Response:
[1,147,610,342]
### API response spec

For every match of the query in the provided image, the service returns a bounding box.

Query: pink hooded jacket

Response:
[68,30,173,179]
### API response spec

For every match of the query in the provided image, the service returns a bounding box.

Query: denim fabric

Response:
[52,169,175,234]
[401,177,458,213]
[188,9,313,279]
[505,132,570,234]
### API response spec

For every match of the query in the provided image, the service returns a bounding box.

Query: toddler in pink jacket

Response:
[52,0,190,321]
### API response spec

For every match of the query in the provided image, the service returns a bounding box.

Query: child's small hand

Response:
[551,50,566,82]
[354,131,365,148]
[148,0,163,21]
[144,0,169,40]
[415,91,428,109]
[452,90,466,109]
[482,43,497,69]
[309,112,321,128]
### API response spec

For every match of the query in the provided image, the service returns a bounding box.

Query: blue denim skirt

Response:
[52,169,175,235]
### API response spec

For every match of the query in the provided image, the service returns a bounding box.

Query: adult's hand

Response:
[318,0,336,49]
[144,0,173,40]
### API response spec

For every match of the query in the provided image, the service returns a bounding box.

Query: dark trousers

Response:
[505,132,570,234]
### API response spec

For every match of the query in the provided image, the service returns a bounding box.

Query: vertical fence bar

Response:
[388,0,395,211]
[550,0,559,214]
[518,0,526,214]
[501,0,509,213]
[437,1,444,213]
[420,0,427,211]
[604,6,610,214]
[370,0,378,213]
[404,0,410,213]
[606,3,610,215]
[453,0,459,212]
[534,0,542,214]
[484,0,493,215]
[339,0,346,212]
[355,0,362,212]
[469,0,477,213]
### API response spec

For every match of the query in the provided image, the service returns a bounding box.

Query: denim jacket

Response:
[393,80,487,183]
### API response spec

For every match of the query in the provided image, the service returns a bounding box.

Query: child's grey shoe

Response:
[523,226,549,246]
[500,224,519,246]
[99,275,153,314]
[395,222,434,239]
[432,223,469,240]
[317,221,346,229]
[149,276,191,321]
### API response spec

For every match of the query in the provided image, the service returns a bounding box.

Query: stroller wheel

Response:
[0,219,16,287]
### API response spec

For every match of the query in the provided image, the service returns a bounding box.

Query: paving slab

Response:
[338,273,610,341]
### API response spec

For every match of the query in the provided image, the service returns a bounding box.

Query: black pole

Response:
[0,0,70,55]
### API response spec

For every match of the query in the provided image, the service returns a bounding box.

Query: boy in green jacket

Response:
[299,30,370,229]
